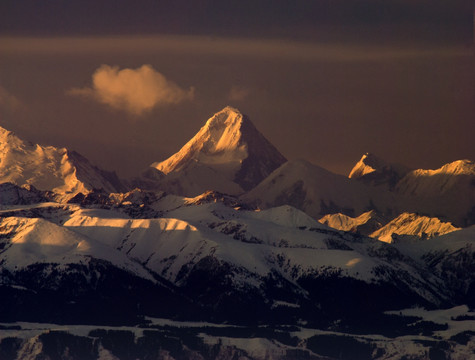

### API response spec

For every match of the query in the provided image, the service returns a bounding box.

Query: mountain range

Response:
[0,126,126,200]
[0,107,474,359]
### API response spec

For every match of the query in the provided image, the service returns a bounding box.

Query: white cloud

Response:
[0,85,21,111]
[228,86,250,102]
[69,64,194,115]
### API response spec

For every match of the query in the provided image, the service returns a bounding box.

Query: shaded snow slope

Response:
[3,191,472,330]
[394,225,475,304]
[394,225,475,264]
[0,194,450,310]
[348,154,475,227]
[144,107,286,196]
[64,214,212,284]
[394,160,475,227]
[58,195,447,307]
[242,159,397,220]
[0,216,153,280]
[0,125,125,199]
[349,153,411,189]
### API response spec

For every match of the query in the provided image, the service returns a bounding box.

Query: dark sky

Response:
[1,0,472,42]
[0,1,473,177]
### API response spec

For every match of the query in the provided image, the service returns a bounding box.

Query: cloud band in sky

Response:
[69,64,194,115]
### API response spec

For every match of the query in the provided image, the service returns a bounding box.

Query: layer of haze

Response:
[0,35,473,178]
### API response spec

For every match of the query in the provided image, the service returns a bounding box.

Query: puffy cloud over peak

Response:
[69,64,194,115]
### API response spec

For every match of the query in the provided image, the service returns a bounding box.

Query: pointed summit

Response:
[349,153,385,178]
[349,153,411,189]
[148,107,287,196]
[152,106,248,175]
[204,106,243,132]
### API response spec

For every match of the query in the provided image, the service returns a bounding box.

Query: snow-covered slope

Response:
[0,212,197,325]
[0,125,125,199]
[59,193,449,311]
[348,154,475,227]
[396,159,475,197]
[319,210,386,236]
[370,213,460,243]
[349,153,411,189]
[0,215,153,279]
[394,225,473,265]
[64,213,212,284]
[242,159,397,220]
[143,107,287,196]
[394,225,475,305]
[394,160,475,227]
[0,193,454,327]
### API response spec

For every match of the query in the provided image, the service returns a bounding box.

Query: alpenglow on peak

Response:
[0,124,125,198]
[148,106,287,196]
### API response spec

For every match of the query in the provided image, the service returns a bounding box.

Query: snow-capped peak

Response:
[0,124,125,199]
[152,107,249,174]
[204,106,243,132]
[148,107,286,195]
[349,152,380,178]
[0,125,11,138]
